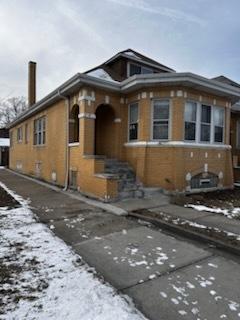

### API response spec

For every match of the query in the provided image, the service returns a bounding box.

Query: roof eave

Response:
[121,73,240,101]
[8,74,120,128]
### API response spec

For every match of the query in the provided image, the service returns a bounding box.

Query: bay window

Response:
[152,100,170,140]
[129,103,138,141]
[184,101,225,144]
[184,102,197,141]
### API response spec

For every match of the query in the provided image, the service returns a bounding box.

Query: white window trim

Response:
[184,101,225,145]
[128,102,139,142]
[127,61,153,77]
[151,99,172,141]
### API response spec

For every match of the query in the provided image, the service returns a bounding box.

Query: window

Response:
[69,105,79,143]
[25,123,29,143]
[214,107,224,143]
[129,63,153,76]
[152,100,170,140]
[129,103,138,141]
[237,120,240,149]
[184,102,197,141]
[200,105,211,142]
[17,127,23,143]
[184,102,225,145]
[34,116,46,145]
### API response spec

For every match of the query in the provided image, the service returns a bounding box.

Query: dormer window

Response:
[128,62,153,77]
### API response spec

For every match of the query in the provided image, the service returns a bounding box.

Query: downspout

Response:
[58,90,70,191]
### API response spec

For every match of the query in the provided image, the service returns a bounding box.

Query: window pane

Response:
[214,126,223,143]
[214,108,224,126]
[130,64,141,76]
[129,123,138,140]
[201,105,211,123]
[237,121,240,148]
[185,102,197,122]
[129,103,138,123]
[201,124,211,142]
[185,122,196,141]
[142,67,152,74]
[153,100,169,120]
[153,124,168,140]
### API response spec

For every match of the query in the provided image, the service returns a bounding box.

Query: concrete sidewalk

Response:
[1,169,240,320]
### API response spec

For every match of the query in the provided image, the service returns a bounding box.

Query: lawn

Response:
[171,187,240,219]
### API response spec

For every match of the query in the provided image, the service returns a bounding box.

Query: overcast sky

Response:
[1,0,240,101]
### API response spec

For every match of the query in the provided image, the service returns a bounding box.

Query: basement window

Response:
[34,116,46,145]
[69,170,78,189]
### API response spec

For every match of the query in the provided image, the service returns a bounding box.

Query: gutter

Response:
[8,72,240,129]
[58,90,70,191]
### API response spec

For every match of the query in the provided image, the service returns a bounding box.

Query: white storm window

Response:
[152,100,170,140]
[34,116,46,145]
[129,103,139,141]
[214,107,224,143]
[200,105,211,142]
[184,102,197,141]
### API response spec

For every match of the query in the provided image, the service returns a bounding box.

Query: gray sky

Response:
[1,0,240,101]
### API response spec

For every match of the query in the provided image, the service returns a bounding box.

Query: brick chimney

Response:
[28,61,36,107]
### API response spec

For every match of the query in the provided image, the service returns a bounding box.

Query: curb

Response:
[129,211,240,257]
[5,169,127,216]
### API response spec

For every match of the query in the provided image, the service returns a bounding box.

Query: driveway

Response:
[1,169,240,320]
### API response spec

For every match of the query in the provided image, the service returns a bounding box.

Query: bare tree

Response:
[0,96,27,127]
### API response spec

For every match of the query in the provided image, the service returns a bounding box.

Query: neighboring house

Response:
[212,76,240,183]
[8,49,240,201]
[0,128,10,167]
[231,101,240,182]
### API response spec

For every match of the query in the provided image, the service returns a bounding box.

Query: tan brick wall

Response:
[9,85,233,200]
[10,100,67,185]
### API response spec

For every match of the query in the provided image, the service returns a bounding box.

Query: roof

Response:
[85,49,175,80]
[212,76,240,113]
[0,138,10,147]
[105,48,175,72]
[212,75,240,89]
[8,71,240,128]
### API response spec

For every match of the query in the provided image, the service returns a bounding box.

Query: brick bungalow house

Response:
[8,49,240,201]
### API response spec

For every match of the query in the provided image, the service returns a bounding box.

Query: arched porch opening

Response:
[69,104,79,143]
[95,104,117,158]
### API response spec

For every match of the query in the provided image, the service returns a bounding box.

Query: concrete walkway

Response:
[1,169,240,320]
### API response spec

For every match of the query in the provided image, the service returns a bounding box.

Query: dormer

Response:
[85,49,175,82]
